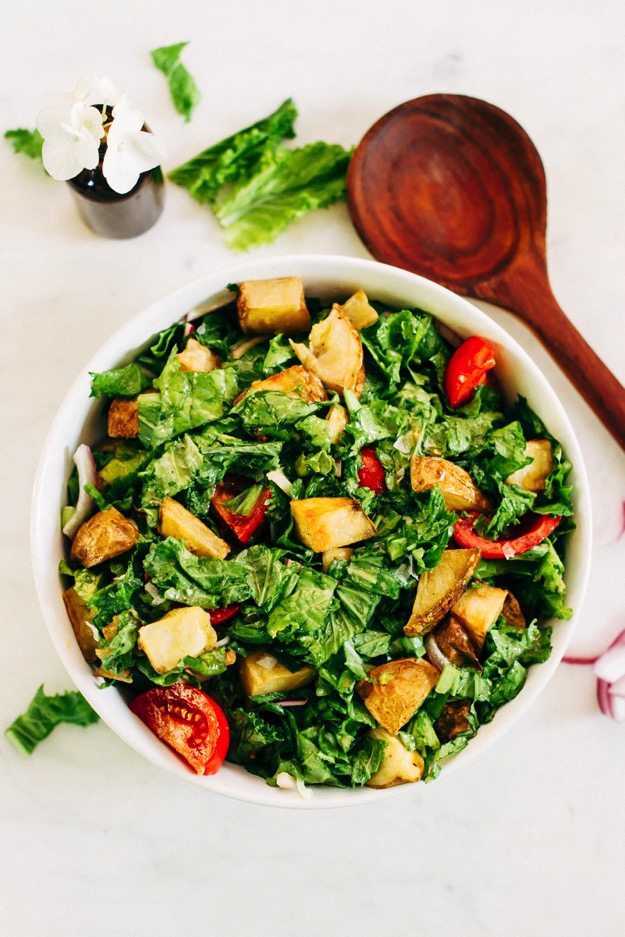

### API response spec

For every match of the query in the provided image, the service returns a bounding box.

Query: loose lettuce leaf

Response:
[5,127,44,160]
[5,686,98,755]
[168,98,297,204]
[215,142,352,251]
[90,363,150,398]
[150,41,200,122]
[267,567,337,665]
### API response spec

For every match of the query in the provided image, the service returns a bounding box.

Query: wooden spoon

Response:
[347,94,625,450]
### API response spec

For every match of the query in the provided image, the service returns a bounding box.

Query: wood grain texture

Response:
[347,94,625,450]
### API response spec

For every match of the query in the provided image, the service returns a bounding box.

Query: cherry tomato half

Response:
[208,604,240,625]
[452,512,562,559]
[211,479,271,544]
[357,446,386,494]
[129,684,230,775]
[445,336,496,408]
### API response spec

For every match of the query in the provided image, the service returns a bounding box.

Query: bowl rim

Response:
[31,253,592,809]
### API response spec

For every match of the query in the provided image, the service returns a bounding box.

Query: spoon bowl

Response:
[347,94,625,449]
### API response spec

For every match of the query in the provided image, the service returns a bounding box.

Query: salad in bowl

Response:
[52,264,581,797]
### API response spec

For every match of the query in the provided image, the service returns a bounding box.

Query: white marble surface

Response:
[2,2,625,935]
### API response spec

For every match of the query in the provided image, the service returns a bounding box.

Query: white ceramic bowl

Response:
[31,254,591,808]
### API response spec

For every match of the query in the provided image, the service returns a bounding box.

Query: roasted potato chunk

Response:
[248,365,327,402]
[321,546,354,572]
[138,606,217,674]
[290,497,376,552]
[434,615,480,668]
[62,587,98,663]
[411,455,490,512]
[176,338,221,373]
[451,582,508,649]
[404,548,481,637]
[107,398,139,438]
[501,591,527,630]
[238,650,314,697]
[290,305,363,395]
[158,497,230,560]
[325,404,348,443]
[367,728,424,788]
[70,507,140,568]
[237,276,310,335]
[435,700,472,743]
[356,658,439,735]
[506,439,553,492]
[340,290,379,330]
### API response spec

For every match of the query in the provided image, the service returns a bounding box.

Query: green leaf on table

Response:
[168,98,297,204]
[5,686,99,755]
[150,41,200,122]
[214,141,352,251]
[5,128,44,161]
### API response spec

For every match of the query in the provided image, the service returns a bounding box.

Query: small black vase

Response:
[67,111,164,239]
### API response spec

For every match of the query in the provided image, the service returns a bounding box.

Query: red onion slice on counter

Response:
[566,627,625,721]
[62,444,100,539]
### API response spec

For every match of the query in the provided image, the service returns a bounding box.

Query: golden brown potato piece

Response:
[63,587,98,663]
[107,398,139,438]
[176,338,221,372]
[340,290,379,330]
[138,606,217,674]
[366,728,424,788]
[404,548,481,637]
[159,497,230,560]
[290,497,376,552]
[434,615,480,668]
[70,507,140,568]
[501,591,527,630]
[238,649,315,697]
[290,305,363,395]
[237,277,310,335]
[326,404,348,444]
[410,455,490,512]
[356,658,439,735]
[248,365,327,402]
[451,582,508,649]
[321,546,354,572]
[435,700,472,742]
[506,439,553,492]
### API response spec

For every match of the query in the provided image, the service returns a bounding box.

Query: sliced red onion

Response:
[608,674,625,698]
[277,698,308,708]
[425,634,449,672]
[594,645,625,683]
[610,695,625,723]
[62,444,100,539]
[144,582,166,606]
[565,627,625,722]
[215,635,230,648]
[183,321,196,337]
[231,336,264,360]
[266,469,293,496]
[597,679,614,718]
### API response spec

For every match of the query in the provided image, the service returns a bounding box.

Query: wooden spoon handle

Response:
[478,265,625,449]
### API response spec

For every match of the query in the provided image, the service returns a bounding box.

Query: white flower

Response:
[36,77,164,192]
[102,100,165,195]
[37,91,104,181]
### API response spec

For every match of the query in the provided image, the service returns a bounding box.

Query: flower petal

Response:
[42,134,86,180]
